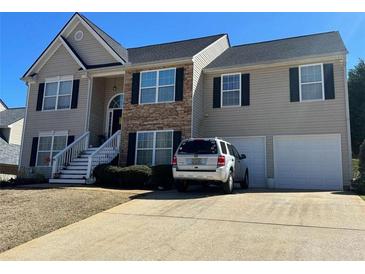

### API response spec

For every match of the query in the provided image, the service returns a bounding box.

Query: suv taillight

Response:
[172,155,177,166]
[217,155,225,167]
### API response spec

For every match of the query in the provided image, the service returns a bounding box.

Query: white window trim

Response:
[135,130,174,166]
[36,131,68,167]
[221,73,241,108]
[139,68,176,105]
[299,63,325,102]
[42,75,74,111]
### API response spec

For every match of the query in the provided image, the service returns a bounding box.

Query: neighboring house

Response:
[19,13,351,190]
[0,99,25,177]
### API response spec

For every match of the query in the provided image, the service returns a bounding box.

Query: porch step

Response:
[68,162,88,166]
[49,178,87,184]
[61,169,87,175]
[60,174,86,179]
[72,158,89,162]
[66,165,88,170]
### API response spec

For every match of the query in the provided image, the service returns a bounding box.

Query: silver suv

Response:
[172,138,249,194]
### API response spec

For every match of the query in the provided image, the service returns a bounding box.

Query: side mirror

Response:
[240,154,246,159]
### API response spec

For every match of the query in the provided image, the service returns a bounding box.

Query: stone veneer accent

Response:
[119,63,193,165]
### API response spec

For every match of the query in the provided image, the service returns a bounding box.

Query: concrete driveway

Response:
[1,187,365,260]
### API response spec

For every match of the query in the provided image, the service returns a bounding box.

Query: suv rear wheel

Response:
[175,180,189,192]
[222,171,234,194]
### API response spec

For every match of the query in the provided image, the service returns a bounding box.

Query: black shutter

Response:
[173,131,182,155]
[127,132,137,166]
[131,73,140,104]
[289,67,300,102]
[213,77,221,108]
[29,137,39,167]
[36,83,45,111]
[67,135,75,145]
[175,68,184,101]
[71,79,80,109]
[324,63,335,100]
[241,73,250,106]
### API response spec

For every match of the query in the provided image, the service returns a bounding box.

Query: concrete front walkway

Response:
[1,188,365,260]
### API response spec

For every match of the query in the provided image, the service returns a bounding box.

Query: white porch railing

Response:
[51,132,90,178]
[86,130,121,179]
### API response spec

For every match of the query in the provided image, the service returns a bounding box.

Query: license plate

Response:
[192,158,202,165]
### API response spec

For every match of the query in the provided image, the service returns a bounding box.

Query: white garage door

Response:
[224,136,266,188]
[273,134,343,190]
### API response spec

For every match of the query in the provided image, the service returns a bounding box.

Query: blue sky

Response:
[1,12,364,108]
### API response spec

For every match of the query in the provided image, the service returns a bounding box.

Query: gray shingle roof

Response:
[0,138,20,165]
[78,13,129,63]
[0,107,25,127]
[127,34,227,64]
[206,31,347,69]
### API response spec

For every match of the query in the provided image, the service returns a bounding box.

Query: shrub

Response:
[93,164,151,188]
[0,172,48,188]
[359,139,365,175]
[147,165,174,190]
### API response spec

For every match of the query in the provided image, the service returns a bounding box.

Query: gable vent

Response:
[74,30,84,41]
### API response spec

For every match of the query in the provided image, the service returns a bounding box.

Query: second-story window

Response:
[299,64,324,101]
[140,68,176,104]
[43,76,73,110]
[221,73,241,107]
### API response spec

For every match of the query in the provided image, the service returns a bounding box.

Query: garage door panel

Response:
[274,134,342,190]
[224,137,266,188]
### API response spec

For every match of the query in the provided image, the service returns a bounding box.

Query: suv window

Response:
[178,139,218,154]
[227,144,234,156]
[232,145,241,159]
[227,144,240,158]
[220,141,227,154]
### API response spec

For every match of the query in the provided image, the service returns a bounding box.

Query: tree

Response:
[348,59,365,156]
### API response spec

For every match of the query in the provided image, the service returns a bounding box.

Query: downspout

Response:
[18,81,31,170]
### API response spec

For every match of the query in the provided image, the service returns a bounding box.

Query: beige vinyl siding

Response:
[20,45,89,171]
[66,23,117,66]
[201,57,351,185]
[88,78,105,145]
[8,119,23,145]
[191,35,229,137]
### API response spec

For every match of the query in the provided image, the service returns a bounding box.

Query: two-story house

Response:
[19,13,351,190]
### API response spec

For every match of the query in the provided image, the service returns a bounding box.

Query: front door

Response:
[106,93,124,138]
[111,109,123,135]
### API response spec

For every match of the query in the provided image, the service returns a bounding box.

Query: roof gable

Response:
[36,44,82,78]
[22,13,126,79]
[78,13,128,63]
[64,23,118,66]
